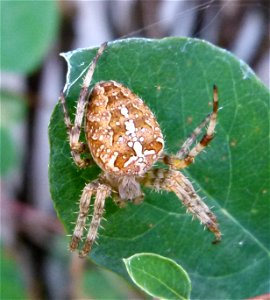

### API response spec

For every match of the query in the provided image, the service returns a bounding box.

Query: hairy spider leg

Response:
[163,85,218,170]
[79,183,111,257]
[70,183,94,251]
[141,168,221,243]
[176,114,211,159]
[59,42,108,168]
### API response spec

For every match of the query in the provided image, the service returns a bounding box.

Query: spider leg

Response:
[163,85,218,170]
[141,168,221,243]
[79,183,111,257]
[176,113,211,159]
[70,182,96,252]
[59,42,108,168]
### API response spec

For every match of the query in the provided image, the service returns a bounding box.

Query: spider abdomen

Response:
[86,80,164,175]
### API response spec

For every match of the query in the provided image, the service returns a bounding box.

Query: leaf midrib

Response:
[128,264,187,300]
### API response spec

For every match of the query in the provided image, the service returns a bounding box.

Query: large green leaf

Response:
[1,1,59,73]
[124,253,191,299]
[49,37,270,299]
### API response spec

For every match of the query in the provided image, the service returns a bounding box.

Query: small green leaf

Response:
[1,1,59,73]
[124,253,191,299]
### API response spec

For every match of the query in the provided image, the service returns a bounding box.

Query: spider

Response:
[59,42,221,257]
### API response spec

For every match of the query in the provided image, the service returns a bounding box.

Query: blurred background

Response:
[1,1,269,299]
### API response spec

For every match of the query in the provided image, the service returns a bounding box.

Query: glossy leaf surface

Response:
[124,253,191,299]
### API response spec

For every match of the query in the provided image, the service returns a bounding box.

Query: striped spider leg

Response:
[141,86,221,243]
[59,43,113,257]
[59,42,108,168]
[70,181,111,257]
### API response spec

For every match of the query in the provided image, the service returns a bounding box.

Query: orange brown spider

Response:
[59,42,221,257]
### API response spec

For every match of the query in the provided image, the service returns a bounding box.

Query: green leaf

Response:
[124,253,191,299]
[83,265,139,299]
[49,37,270,299]
[1,1,59,73]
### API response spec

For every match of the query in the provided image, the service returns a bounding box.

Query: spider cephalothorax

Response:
[59,42,221,257]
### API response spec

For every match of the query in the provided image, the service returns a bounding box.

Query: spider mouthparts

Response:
[212,235,222,245]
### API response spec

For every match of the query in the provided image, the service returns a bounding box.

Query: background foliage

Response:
[1,2,60,298]
[1,1,58,73]
[49,37,270,299]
